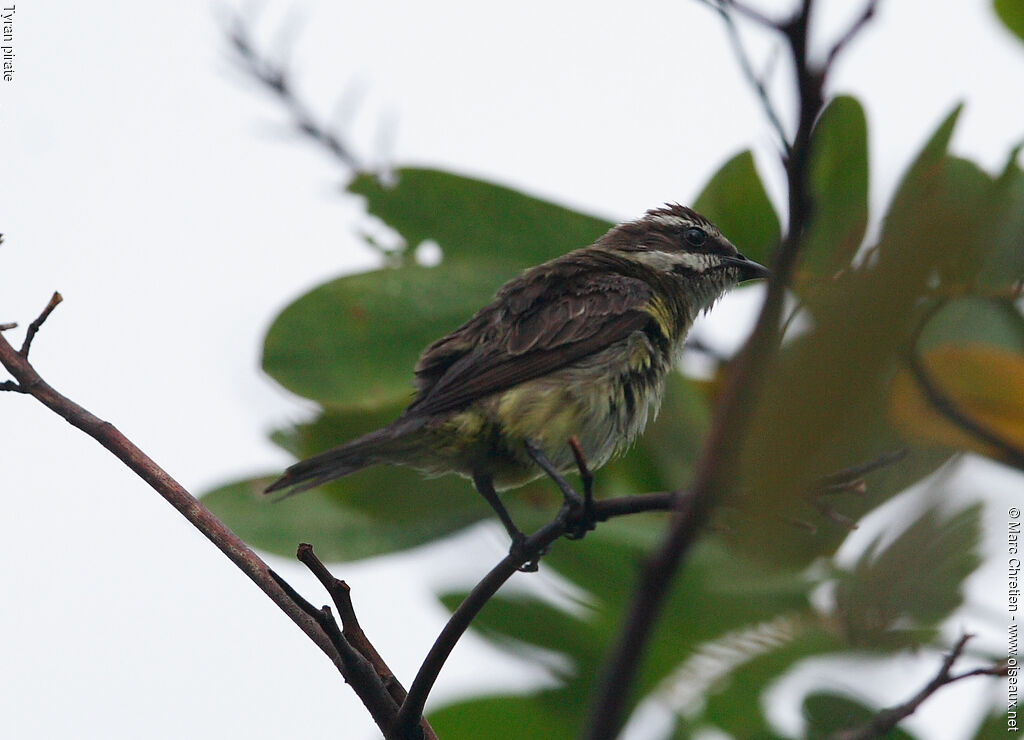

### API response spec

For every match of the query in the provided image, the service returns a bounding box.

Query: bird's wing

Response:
[404,266,655,418]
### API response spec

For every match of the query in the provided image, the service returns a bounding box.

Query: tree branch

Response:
[0,298,402,734]
[826,635,1007,740]
[223,7,367,172]
[583,1,877,735]
[697,0,792,156]
[391,488,696,740]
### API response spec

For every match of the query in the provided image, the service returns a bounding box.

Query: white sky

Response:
[1,1,1023,738]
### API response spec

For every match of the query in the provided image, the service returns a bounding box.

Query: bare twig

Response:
[224,9,366,172]
[20,291,62,356]
[296,544,431,726]
[826,635,1006,740]
[824,0,878,69]
[0,304,403,735]
[698,0,792,156]
[717,0,779,29]
[814,449,908,489]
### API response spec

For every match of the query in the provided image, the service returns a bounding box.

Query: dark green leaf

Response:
[995,0,1024,45]
[804,693,915,739]
[693,150,781,264]
[921,298,1024,354]
[801,95,869,278]
[701,627,843,738]
[348,167,613,265]
[202,473,488,562]
[429,693,580,740]
[262,261,511,407]
[976,149,1024,289]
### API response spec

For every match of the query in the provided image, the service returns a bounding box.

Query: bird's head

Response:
[599,204,770,282]
[595,203,770,315]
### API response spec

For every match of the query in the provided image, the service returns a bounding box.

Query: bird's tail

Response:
[264,421,418,498]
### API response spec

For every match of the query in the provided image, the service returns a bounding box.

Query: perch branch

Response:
[0,298,402,734]
[391,488,696,740]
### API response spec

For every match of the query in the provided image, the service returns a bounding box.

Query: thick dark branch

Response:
[0,310,403,734]
[826,635,1006,740]
[584,0,864,735]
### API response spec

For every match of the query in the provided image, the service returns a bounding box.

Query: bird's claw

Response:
[509,532,543,572]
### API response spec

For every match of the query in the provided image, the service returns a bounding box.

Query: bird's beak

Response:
[724,254,771,282]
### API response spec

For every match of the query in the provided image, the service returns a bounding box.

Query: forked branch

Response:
[826,635,1007,740]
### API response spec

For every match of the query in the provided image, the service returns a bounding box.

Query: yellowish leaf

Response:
[890,344,1024,460]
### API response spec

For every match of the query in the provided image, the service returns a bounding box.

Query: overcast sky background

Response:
[2,1,1023,738]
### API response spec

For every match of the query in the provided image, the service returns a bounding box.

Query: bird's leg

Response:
[567,436,596,536]
[524,439,594,540]
[472,473,540,572]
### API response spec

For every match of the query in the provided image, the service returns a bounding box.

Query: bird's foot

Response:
[525,438,597,541]
[509,532,543,572]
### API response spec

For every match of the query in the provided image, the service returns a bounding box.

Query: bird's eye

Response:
[683,227,707,247]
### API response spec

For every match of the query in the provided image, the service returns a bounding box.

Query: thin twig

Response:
[224,9,365,172]
[824,0,878,70]
[717,0,778,28]
[0,310,403,735]
[826,635,1006,740]
[20,291,62,356]
[296,543,435,737]
[813,448,908,489]
[698,0,792,156]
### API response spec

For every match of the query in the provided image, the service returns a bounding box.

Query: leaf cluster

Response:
[201,92,1023,736]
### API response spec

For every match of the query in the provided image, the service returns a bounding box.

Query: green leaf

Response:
[262,261,512,408]
[202,474,489,562]
[693,150,781,265]
[803,693,915,739]
[348,167,613,265]
[801,95,869,279]
[995,0,1024,45]
[730,106,970,567]
[700,626,843,738]
[834,504,982,648]
[920,298,1024,354]
[976,149,1024,289]
[429,694,579,740]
